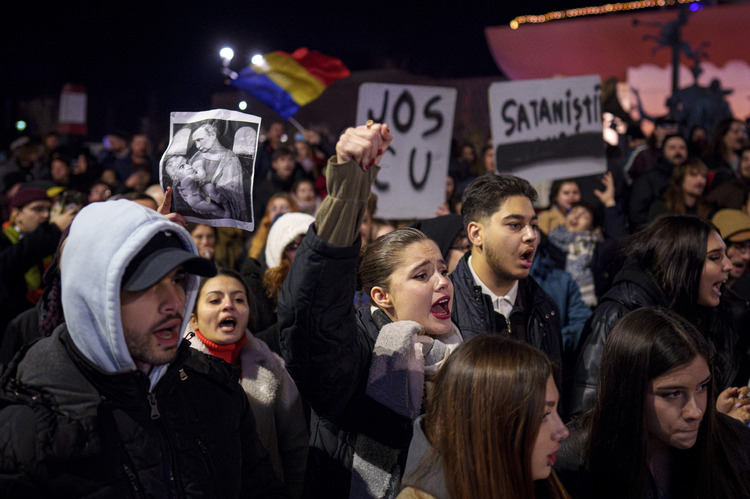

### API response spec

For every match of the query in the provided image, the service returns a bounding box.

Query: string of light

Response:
[510,0,701,29]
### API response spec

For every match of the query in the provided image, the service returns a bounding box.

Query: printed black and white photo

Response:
[160,109,261,231]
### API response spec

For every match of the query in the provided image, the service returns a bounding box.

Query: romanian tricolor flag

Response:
[229,47,350,119]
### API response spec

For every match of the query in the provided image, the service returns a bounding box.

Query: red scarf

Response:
[194,329,247,365]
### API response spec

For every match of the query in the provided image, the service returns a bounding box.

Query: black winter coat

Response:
[0,327,288,499]
[570,261,750,419]
[278,225,413,498]
[449,253,564,391]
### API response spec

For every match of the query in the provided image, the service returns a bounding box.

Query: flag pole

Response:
[287,116,307,137]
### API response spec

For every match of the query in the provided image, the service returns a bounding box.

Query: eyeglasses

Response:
[730,241,750,253]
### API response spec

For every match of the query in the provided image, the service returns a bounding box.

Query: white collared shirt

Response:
[467,255,518,318]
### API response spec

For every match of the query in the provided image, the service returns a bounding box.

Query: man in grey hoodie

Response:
[0,199,289,498]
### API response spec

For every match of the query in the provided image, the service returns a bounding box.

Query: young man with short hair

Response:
[0,199,288,497]
[450,174,564,392]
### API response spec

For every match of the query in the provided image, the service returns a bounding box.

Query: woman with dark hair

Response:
[537,179,581,235]
[570,215,750,420]
[399,335,570,499]
[647,157,712,222]
[278,122,463,498]
[187,267,308,498]
[704,118,748,191]
[558,307,750,499]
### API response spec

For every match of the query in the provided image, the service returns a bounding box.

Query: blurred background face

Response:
[727,240,750,279]
[50,158,71,185]
[564,205,594,232]
[555,182,580,211]
[739,150,750,179]
[191,224,216,259]
[724,121,747,152]
[13,200,52,233]
[294,181,315,203]
[267,198,291,222]
[89,183,112,203]
[681,169,707,197]
[663,137,687,166]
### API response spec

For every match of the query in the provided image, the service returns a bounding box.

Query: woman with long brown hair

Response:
[399,335,570,499]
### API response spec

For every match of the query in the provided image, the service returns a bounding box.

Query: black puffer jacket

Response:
[450,253,563,390]
[0,327,288,498]
[278,225,413,498]
[570,261,750,419]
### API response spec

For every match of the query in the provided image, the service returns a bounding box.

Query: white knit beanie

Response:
[265,212,315,268]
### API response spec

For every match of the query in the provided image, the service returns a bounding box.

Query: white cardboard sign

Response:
[489,75,606,183]
[356,83,456,220]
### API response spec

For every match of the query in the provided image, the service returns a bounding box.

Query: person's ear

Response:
[370,286,392,310]
[9,207,20,224]
[189,313,198,329]
[467,221,483,248]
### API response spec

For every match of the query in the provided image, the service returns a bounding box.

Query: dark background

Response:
[1,0,601,144]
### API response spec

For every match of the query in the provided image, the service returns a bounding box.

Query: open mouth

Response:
[153,318,181,344]
[219,317,237,332]
[712,280,726,297]
[520,248,535,267]
[430,296,451,319]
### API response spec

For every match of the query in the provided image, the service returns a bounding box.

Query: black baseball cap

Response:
[122,231,216,292]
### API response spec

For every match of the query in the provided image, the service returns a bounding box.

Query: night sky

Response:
[1,0,596,143]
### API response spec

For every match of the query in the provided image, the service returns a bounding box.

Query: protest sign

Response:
[356,83,456,220]
[489,75,606,183]
[160,109,260,231]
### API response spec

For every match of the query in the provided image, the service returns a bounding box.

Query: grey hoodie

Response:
[60,199,200,390]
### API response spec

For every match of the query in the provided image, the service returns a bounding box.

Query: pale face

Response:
[266,198,291,222]
[190,274,249,346]
[697,231,732,307]
[13,200,52,234]
[555,182,580,211]
[120,266,186,374]
[470,195,538,289]
[681,169,707,198]
[375,240,454,336]
[663,136,688,166]
[530,375,569,480]
[727,240,750,279]
[191,225,216,259]
[564,205,594,232]
[646,356,710,451]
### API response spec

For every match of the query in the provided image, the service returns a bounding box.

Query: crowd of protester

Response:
[2,113,750,498]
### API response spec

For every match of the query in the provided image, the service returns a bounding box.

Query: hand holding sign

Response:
[336,122,394,170]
